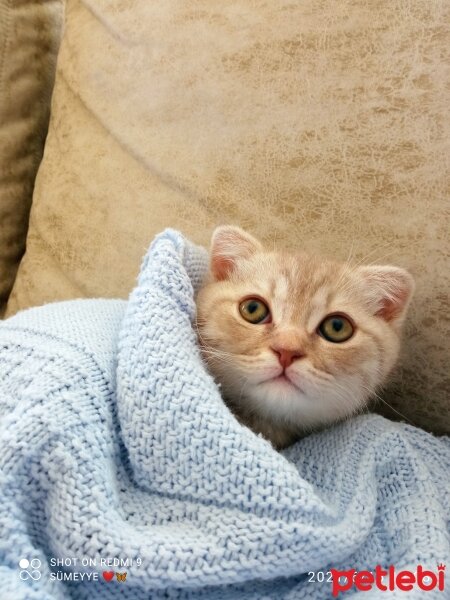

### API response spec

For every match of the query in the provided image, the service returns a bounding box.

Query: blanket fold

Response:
[0,230,449,599]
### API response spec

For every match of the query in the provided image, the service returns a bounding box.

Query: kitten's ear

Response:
[210,225,263,280]
[357,265,415,327]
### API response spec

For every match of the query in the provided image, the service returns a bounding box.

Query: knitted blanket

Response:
[0,230,448,600]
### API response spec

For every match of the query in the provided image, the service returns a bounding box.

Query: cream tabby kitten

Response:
[196,226,414,449]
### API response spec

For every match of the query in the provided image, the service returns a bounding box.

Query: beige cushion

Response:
[0,0,63,315]
[7,0,449,433]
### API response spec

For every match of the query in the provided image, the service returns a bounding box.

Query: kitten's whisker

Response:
[196,339,237,361]
[361,385,415,426]
[333,239,357,290]
[199,347,235,360]
[236,378,251,405]
[345,238,356,266]
[335,242,398,295]
[348,240,396,270]
[304,365,334,382]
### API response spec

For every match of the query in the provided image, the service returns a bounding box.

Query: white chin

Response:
[247,376,355,428]
[250,378,315,423]
[260,377,301,396]
[220,371,365,429]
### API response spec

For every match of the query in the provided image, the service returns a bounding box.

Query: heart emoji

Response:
[102,571,114,582]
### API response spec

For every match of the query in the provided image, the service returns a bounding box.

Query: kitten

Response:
[196,225,414,449]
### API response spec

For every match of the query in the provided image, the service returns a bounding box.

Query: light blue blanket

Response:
[0,230,448,599]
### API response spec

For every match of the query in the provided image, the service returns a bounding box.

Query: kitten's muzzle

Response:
[270,346,304,369]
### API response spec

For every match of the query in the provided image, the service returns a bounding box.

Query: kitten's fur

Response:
[196,226,414,449]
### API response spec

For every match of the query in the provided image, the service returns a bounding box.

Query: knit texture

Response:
[0,229,448,599]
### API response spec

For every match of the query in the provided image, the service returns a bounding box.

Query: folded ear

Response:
[357,265,415,327]
[210,225,263,280]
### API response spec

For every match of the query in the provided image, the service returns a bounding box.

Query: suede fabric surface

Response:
[0,0,63,315]
[6,0,450,434]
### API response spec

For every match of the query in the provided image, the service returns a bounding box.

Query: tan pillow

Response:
[0,0,63,315]
[7,0,449,433]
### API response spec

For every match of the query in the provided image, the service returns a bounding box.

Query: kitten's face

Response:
[196,226,414,441]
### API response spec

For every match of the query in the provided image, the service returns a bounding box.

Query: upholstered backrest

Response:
[0,0,63,314]
[6,0,449,433]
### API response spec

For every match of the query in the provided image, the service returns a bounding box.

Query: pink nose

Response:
[271,347,304,369]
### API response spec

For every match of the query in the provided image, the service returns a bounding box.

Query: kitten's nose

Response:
[271,347,304,369]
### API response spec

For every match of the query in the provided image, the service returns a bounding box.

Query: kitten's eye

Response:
[319,314,354,343]
[239,298,271,324]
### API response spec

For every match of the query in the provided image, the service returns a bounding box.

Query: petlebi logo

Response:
[19,558,42,581]
[330,564,446,596]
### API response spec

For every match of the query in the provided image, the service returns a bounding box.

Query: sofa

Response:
[1,0,449,436]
